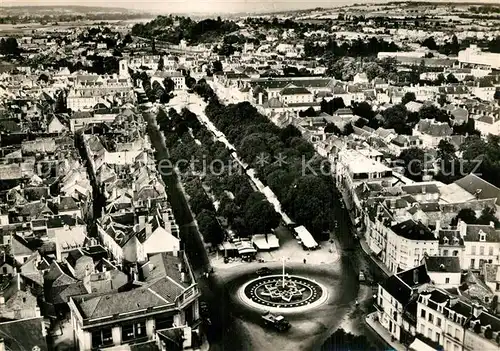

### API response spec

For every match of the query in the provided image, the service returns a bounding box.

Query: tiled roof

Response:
[391,220,436,241]
[402,183,439,195]
[280,86,312,95]
[396,265,430,288]
[380,275,412,305]
[464,224,500,242]
[76,277,178,319]
[455,174,500,205]
[0,317,47,351]
[425,256,461,273]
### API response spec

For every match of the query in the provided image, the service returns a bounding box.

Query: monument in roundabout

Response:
[239,257,328,313]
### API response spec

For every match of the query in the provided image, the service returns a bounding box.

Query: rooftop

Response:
[425,256,461,273]
[391,220,436,241]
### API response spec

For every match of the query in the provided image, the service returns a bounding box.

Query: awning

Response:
[371,245,383,257]
[409,338,436,351]
[238,247,257,255]
[294,225,318,249]
[252,234,280,250]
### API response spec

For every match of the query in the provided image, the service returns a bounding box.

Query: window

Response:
[155,315,174,330]
[480,246,484,255]
[428,313,434,323]
[443,250,449,256]
[489,247,494,256]
[420,324,425,334]
[428,328,432,338]
[436,332,440,343]
[472,246,476,255]
[445,278,450,284]
[122,321,146,342]
[2,267,6,274]
[471,259,475,268]
[455,328,460,339]
[91,328,113,348]
[447,325,452,335]
[421,309,426,318]
[437,317,441,327]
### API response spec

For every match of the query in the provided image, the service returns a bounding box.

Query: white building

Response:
[458,45,500,70]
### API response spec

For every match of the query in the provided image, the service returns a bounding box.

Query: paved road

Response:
[143,102,388,350]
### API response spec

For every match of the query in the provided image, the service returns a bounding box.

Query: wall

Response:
[378,285,403,340]
[428,272,461,289]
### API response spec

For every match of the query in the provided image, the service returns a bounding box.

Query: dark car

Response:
[256,267,272,276]
[262,312,291,332]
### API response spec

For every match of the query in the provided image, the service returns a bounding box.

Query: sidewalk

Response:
[365,312,406,351]
[359,238,392,277]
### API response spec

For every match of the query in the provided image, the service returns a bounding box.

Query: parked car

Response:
[359,270,366,283]
[256,267,272,276]
[261,312,291,332]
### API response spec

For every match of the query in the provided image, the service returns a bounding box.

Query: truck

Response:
[261,312,291,332]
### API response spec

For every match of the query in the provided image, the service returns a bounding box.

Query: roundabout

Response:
[238,274,328,313]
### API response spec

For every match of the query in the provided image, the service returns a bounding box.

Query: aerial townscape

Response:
[0,1,500,350]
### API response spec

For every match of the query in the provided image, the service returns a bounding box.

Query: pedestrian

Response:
[303,258,307,264]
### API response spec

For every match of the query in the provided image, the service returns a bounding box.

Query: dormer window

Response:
[480,231,486,242]
[453,237,460,245]
[443,237,449,244]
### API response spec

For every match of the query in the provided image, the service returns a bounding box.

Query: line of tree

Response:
[156,107,280,242]
[451,207,500,228]
[304,37,399,58]
[201,98,336,240]
[421,35,460,56]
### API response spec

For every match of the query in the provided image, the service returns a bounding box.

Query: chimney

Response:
[472,303,483,318]
[413,269,419,285]
[490,221,495,228]
[0,338,5,351]
[390,198,396,208]
[435,220,441,236]
[439,263,446,271]
[422,185,426,194]
[181,272,186,283]
[138,215,146,229]
[458,220,467,237]
[145,223,152,237]
[0,296,4,305]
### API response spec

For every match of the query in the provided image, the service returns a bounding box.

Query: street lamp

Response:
[281,256,288,288]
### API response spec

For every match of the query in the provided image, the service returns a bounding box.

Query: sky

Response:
[2,0,500,14]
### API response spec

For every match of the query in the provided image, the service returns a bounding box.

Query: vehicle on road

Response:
[200,302,209,316]
[261,312,291,332]
[256,267,272,276]
[359,270,366,283]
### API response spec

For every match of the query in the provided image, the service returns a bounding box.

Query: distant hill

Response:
[0,5,152,16]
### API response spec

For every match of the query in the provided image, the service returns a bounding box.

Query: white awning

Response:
[294,225,318,249]
[409,338,437,351]
[252,234,280,250]
[371,245,383,256]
